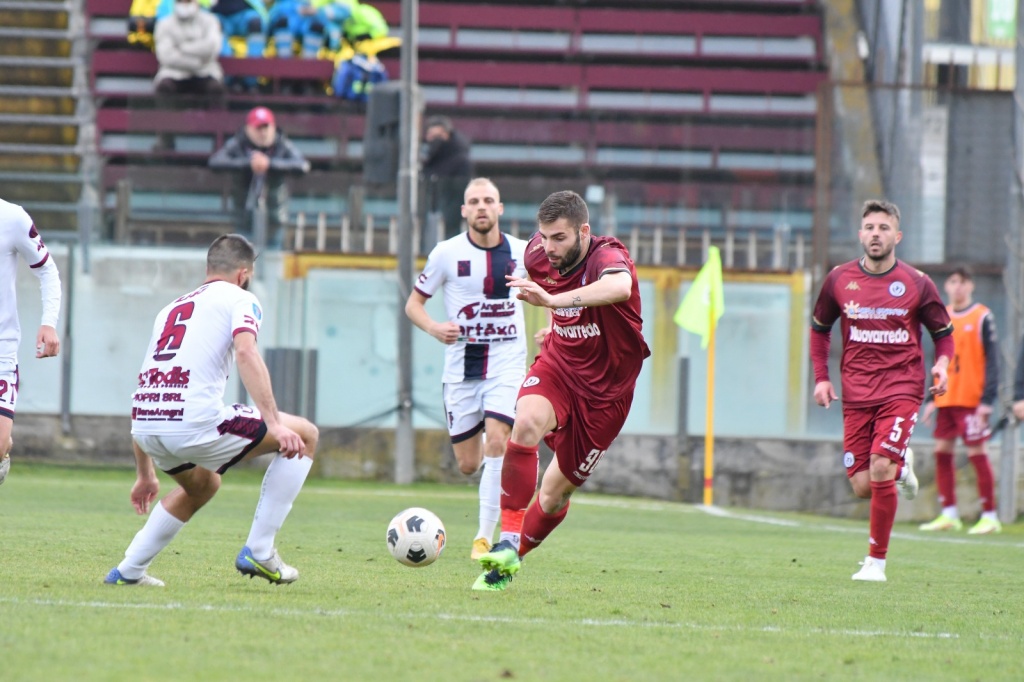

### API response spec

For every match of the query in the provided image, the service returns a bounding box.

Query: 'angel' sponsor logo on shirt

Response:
[553,306,583,317]
[843,301,909,320]
[456,300,516,320]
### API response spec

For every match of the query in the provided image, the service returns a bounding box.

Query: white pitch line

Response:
[0,596,977,640]
[696,505,1024,549]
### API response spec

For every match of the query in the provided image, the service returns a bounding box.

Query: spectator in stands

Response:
[423,116,472,241]
[153,0,225,139]
[342,1,389,47]
[209,107,311,246]
[128,0,160,49]
[332,52,387,102]
[270,1,354,60]
[157,0,267,59]
[210,0,267,59]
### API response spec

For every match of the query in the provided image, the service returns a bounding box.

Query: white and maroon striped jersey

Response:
[414,231,528,383]
[0,198,61,369]
[131,280,262,436]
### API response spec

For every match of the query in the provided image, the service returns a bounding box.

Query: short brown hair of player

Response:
[861,199,901,225]
[948,264,974,281]
[207,233,256,274]
[537,190,589,230]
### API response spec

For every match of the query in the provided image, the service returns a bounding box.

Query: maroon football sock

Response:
[969,454,996,512]
[934,451,956,507]
[868,480,897,560]
[498,441,539,534]
[519,499,569,557]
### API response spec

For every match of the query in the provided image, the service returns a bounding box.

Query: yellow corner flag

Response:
[674,246,725,348]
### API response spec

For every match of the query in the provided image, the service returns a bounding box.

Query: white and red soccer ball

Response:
[386,507,446,567]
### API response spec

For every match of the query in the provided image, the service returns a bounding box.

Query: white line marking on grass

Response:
[700,505,800,527]
[0,596,975,640]
[697,506,1024,549]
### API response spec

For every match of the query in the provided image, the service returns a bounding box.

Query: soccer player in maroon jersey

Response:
[811,199,953,582]
[471,190,650,592]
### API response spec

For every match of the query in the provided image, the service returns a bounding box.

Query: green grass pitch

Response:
[1,462,1021,681]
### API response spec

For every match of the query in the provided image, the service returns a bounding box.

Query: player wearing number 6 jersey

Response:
[811,200,953,582]
[406,178,528,560]
[0,198,61,488]
[472,190,650,592]
[105,234,319,587]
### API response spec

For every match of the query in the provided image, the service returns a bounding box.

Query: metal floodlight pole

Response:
[394,0,420,485]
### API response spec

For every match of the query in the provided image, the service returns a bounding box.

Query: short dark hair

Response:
[537,190,589,230]
[207,234,255,274]
[861,199,901,225]
[424,115,453,133]
[949,264,974,281]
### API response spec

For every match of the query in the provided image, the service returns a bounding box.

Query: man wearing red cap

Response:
[209,106,310,245]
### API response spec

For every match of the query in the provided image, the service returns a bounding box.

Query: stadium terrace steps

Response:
[84,0,823,249]
[0,0,90,233]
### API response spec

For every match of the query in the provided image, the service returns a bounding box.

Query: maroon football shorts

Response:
[517,356,634,486]
[934,405,991,446]
[841,397,921,477]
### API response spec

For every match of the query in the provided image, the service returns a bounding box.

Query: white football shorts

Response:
[442,373,522,443]
[133,404,267,475]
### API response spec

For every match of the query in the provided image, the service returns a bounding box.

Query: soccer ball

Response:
[386,507,446,567]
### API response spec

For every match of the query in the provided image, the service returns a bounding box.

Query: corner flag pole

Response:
[672,245,724,507]
[703,303,716,506]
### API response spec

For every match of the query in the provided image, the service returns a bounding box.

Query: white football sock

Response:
[942,506,960,519]
[476,455,503,541]
[245,454,313,560]
[499,531,521,551]
[118,501,185,579]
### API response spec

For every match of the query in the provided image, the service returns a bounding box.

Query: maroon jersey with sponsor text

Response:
[525,234,650,401]
[812,259,951,408]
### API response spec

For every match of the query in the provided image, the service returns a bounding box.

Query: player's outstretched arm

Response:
[28,245,61,357]
[234,331,306,458]
[507,270,631,309]
[405,289,460,344]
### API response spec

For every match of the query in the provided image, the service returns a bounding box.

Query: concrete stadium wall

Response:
[14,413,1021,523]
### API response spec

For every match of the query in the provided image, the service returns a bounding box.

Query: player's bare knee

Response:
[302,419,319,458]
[510,414,549,445]
[483,427,510,457]
[868,460,895,482]
[196,473,221,502]
[483,440,506,458]
[452,447,482,475]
